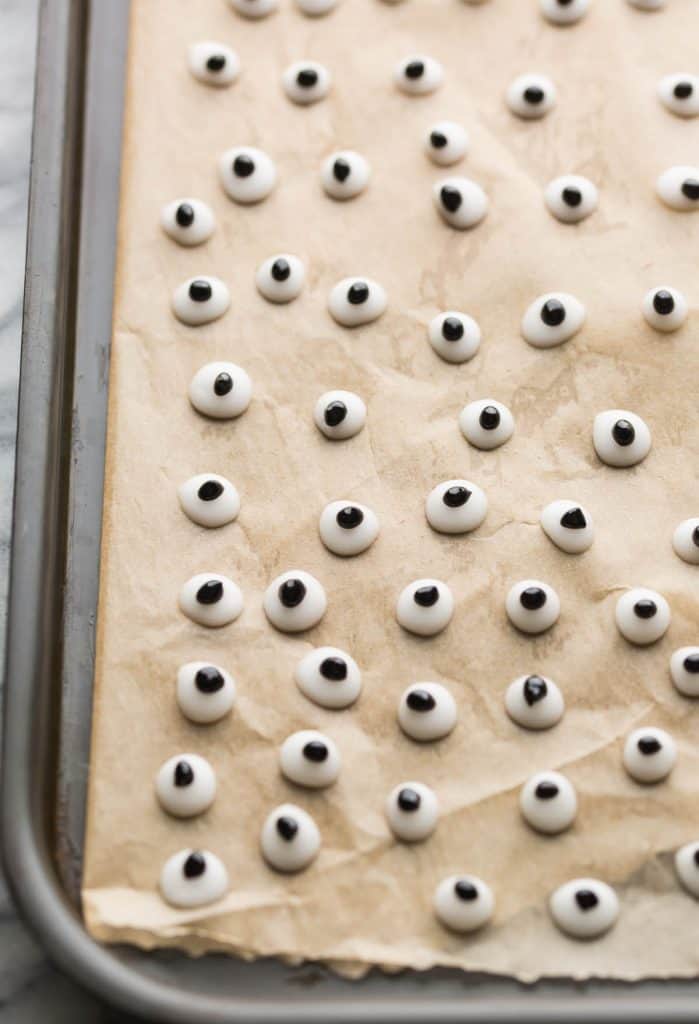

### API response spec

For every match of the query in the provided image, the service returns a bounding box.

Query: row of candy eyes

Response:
[190,40,699,123]
[227,0,671,25]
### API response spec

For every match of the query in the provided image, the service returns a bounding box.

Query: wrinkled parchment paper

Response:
[83,0,699,981]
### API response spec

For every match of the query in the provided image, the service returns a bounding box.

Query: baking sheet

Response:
[83,0,699,981]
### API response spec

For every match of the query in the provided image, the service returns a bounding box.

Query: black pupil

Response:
[271,259,291,282]
[406,688,436,712]
[333,158,351,182]
[336,506,364,529]
[324,401,347,427]
[405,60,425,79]
[174,761,194,787]
[175,203,195,227]
[348,282,369,305]
[276,816,298,841]
[575,889,599,911]
[524,86,544,104]
[397,787,421,812]
[183,852,206,879]
[520,587,546,611]
[442,316,464,341]
[414,585,439,607]
[214,372,233,396]
[693,526,699,548]
[479,406,500,430]
[652,290,674,315]
[560,507,586,529]
[612,419,635,447]
[233,154,255,178]
[320,657,347,681]
[638,736,662,755]
[430,131,448,149]
[189,279,212,303]
[198,480,224,502]
[196,580,224,605]
[562,187,582,207]
[683,653,699,674]
[206,54,226,72]
[523,675,548,706]
[443,485,470,508]
[535,781,559,800]
[633,599,657,619]
[195,666,225,693]
[440,186,462,212]
[297,68,318,88]
[681,179,699,200]
[454,880,478,901]
[541,299,566,327]
[303,740,328,762]
[279,579,306,608]
[674,82,693,99]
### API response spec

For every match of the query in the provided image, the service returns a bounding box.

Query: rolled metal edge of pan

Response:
[1,1,698,1022]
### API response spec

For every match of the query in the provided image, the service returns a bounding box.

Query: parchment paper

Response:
[83,0,699,981]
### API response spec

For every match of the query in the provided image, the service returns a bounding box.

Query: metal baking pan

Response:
[2,1,698,1020]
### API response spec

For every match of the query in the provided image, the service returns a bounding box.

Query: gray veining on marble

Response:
[0,2,126,1019]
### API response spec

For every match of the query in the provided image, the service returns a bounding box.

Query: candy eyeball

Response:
[396,578,454,637]
[319,500,380,556]
[673,518,699,565]
[314,389,366,440]
[279,730,341,789]
[544,175,598,224]
[505,674,565,730]
[521,292,586,348]
[261,803,320,872]
[656,166,699,212]
[623,726,676,783]
[159,849,229,909]
[328,276,387,326]
[434,876,494,933]
[675,842,699,898]
[282,61,331,104]
[433,176,488,230]
[295,0,338,13]
[424,121,468,166]
[642,286,688,332]
[219,146,277,204]
[385,782,439,842]
[540,500,594,554]
[263,570,327,632]
[658,74,699,118]
[294,646,362,709]
[425,479,488,535]
[178,473,240,529]
[670,647,699,698]
[427,311,481,363]
[540,0,589,25]
[459,399,514,451]
[593,409,651,468]
[398,682,457,742]
[155,754,216,818]
[549,879,619,939]
[188,42,240,87]
[161,198,215,246]
[320,150,370,200]
[627,0,665,9]
[506,580,560,635]
[229,0,278,17]
[189,361,252,420]
[176,662,236,724]
[255,254,305,303]
[172,276,230,326]
[615,587,670,645]
[520,771,577,834]
[506,73,556,119]
[394,55,443,96]
[179,573,244,628]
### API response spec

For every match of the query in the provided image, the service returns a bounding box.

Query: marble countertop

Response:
[0,3,127,1019]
